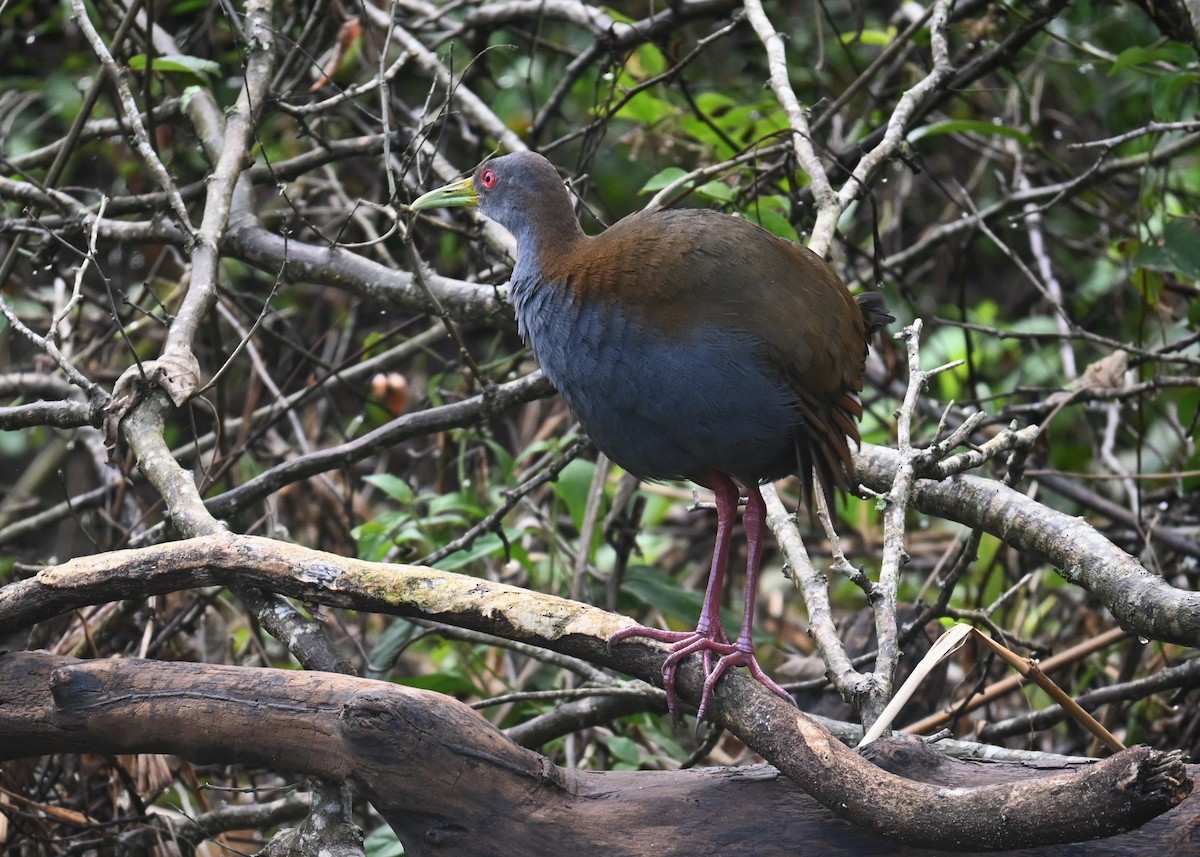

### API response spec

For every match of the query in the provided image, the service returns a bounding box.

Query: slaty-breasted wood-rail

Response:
[412,152,891,719]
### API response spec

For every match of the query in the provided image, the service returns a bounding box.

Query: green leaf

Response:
[428,491,483,518]
[693,91,737,115]
[678,115,734,157]
[1135,220,1200,282]
[353,513,426,562]
[620,565,704,624]
[364,473,414,503]
[434,531,509,571]
[619,565,740,634]
[639,167,689,194]
[1108,42,1197,76]
[842,27,896,47]
[606,735,643,764]
[742,196,798,241]
[1151,72,1200,122]
[127,53,220,77]
[907,120,1032,146]
[748,208,797,241]
[170,0,212,13]
[1132,268,1164,304]
[397,670,479,696]
[614,93,675,126]
[365,620,423,679]
[627,42,666,79]
[363,824,405,857]
[696,180,735,203]
[551,458,598,531]
[480,438,516,483]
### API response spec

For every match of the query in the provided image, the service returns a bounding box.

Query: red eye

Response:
[479,168,497,189]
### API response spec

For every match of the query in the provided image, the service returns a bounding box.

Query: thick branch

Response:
[854,445,1200,647]
[0,535,1189,850]
[222,217,510,328]
[0,652,1191,857]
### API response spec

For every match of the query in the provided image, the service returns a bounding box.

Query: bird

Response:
[411,151,891,720]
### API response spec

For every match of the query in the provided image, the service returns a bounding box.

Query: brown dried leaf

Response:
[155,349,202,406]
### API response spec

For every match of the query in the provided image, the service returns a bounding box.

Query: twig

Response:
[901,626,1129,736]
[419,436,589,567]
[69,0,195,234]
[818,0,954,256]
[0,226,108,404]
[742,0,835,247]
[761,483,873,706]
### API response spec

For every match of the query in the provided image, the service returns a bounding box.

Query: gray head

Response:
[411,152,582,250]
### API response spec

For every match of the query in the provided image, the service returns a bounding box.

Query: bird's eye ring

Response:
[479,168,497,189]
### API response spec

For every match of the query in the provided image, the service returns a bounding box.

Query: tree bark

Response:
[854,444,1200,646]
[0,652,1191,855]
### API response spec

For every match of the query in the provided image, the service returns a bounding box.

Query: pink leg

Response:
[609,476,793,719]
[696,486,794,719]
[658,475,740,706]
[609,473,738,716]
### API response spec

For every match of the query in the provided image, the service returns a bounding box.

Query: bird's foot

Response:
[696,646,795,721]
[612,625,792,720]
[610,623,732,718]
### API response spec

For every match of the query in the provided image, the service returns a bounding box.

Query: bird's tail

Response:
[857,291,895,335]
[798,291,893,514]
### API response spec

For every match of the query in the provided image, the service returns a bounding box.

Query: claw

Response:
[697,645,795,720]
[610,624,793,719]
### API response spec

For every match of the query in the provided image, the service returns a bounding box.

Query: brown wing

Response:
[557,208,889,506]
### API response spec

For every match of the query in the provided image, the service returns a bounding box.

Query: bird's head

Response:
[410,152,576,248]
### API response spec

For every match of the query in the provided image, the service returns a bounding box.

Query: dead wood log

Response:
[0,651,1191,856]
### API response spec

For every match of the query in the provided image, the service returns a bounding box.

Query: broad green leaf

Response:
[619,565,741,633]
[550,458,597,532]
[480,438,516,483]
[639,167,689,194]
[627,42,666,79]
[397,670,480,696]
[366,620,423,679]
[363,824,405,857]
[364,473,414,503]
[1132,268,1164,304]
[606,735,642,764]
[743,196,798,241]
[615,92,675,126]
[696,180,735,203]
[619,565,705,623]
[747,207,798,241]
[428,491,483,518]
[693,91,737,114]
[1135,220,1200,282]
[679,114,735,156]
[607,735,642,764]
[1151,72,1200,122]
[434,531,509,571]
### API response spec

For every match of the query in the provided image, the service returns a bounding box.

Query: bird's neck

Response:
[507,218,590,356]
[507,203,587,301]
[508,235,578,327]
